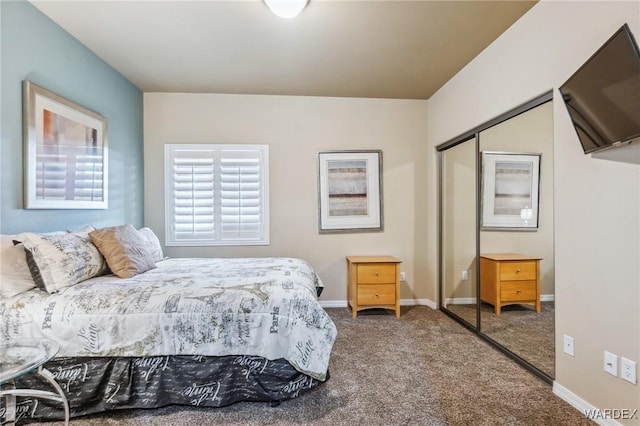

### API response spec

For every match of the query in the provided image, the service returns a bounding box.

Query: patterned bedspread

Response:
[0,257,337,381]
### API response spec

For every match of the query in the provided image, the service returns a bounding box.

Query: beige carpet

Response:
[446,301,555,377]
[29,306,593,425]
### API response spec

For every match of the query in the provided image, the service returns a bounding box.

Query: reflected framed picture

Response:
[23,81,108,209]
[481,152,541,230]
[318,150,383,233]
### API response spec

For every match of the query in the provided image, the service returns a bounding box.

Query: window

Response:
[164,144,269,246]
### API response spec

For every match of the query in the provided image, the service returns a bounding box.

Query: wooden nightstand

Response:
[480,253,542,315]
[346,256,402,318]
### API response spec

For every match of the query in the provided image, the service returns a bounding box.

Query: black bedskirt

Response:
[1,355,327,424]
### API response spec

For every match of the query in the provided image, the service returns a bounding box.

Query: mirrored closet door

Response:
[438,92,555,381]
[440,137,477,329]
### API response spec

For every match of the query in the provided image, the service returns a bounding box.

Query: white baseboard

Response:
[401,298,437,309]
[443,294,555,306]
[321,295,552,311]
[444,297,476,305]
[540,293,555,302]
[324,295,555,310]
[318,300,348,308]
[553,382,623,426]
[319,298,437,310]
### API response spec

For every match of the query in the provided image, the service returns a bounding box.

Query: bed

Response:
[0,226,337,423]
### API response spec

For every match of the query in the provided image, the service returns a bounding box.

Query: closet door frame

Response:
[436,90,553,384]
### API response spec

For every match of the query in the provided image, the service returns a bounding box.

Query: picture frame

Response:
[481,151,541,230]
[318,150,383,233]
[23,81,108,209]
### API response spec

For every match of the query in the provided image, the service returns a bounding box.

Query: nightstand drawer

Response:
[500,280,537,301]
[357,264,396,283]
[357,284,396,305]
[500,261,537,281]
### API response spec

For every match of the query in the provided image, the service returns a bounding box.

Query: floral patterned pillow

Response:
[19,231,108,293]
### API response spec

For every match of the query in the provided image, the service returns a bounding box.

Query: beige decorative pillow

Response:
[89,225,156,278]
[138,227,164,262]
[0,235,36,297]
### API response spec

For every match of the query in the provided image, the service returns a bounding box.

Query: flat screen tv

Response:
[559,24,640,154]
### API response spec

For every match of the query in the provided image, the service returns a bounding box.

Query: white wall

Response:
[144,93,431,305]
[427,0,639,419]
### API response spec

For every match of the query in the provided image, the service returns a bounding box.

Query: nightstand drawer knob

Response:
[517,289,521,293]
[375,272,379,276]
[375,293,379,297]
[516,268,521,273]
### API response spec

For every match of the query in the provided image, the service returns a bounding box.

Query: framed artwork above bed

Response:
[23,81,108,209]
[317,150,383,233]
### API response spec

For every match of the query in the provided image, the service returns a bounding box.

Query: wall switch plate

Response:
[461,270,469,281]
[563,335,574,357]
[399,272,406,281]
[621,357,637,384]
[604,351,618,376]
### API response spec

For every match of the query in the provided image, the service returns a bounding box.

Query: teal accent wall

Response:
[0,1,143,234]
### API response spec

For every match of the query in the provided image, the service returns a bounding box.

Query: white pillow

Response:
[0,235,36,297]
[138,227,164,262]
[19,231,108,293]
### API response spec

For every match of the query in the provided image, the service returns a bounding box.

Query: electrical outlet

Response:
[604,351,618,376]
[621,357,637,384]
[563,335,574,356]
[461,270,469,281]
[399,272,406,282]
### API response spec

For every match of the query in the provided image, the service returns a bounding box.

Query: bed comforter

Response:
[1,257,336,381]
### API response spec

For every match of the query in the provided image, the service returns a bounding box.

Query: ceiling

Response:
[31,0,537,100]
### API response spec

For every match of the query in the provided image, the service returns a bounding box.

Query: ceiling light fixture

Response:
[264,0,309,19]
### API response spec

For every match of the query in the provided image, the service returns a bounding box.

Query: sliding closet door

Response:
[440,138,477,328]
[438,91,554,383]
[478,101,555,378]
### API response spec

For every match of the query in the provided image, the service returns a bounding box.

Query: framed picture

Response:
[23,81,108,209]
[318,150,383,233]
[481,152,541,230]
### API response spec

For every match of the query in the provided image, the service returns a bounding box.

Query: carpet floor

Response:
[446,302,555,377]
[28,306,593,425]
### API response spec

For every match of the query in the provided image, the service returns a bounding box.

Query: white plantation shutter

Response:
[220,153,263,240]
[165,145,269,246]
[36,154,67,199]
[172,154,215,241]
[35,150,104,201]
[73,153,104,201]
